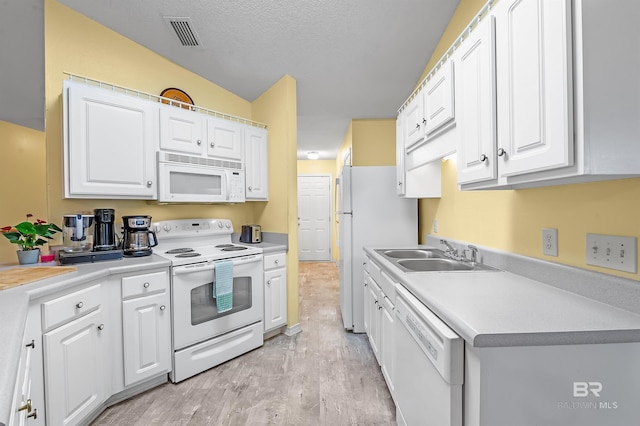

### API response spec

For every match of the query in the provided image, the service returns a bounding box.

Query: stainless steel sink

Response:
[396,258,499,273]
[376,249,447,259]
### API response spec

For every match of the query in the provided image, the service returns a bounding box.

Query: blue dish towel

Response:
[213,260,234,313]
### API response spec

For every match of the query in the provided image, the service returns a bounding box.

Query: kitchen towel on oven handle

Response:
[213,259,234,313]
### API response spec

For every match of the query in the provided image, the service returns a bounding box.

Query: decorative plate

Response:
[160,88,194,110]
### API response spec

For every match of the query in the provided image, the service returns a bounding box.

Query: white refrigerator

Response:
[336,166,418,332]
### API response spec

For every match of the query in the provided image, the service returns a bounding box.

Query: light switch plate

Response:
[585,234,637,273]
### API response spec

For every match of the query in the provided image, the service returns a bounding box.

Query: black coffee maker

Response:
[93,208,117,251]
[122,215,157,257]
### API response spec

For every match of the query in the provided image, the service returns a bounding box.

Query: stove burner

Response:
[215,244,234,248]
[175,252,202,258]
[221,246,248,252]
[166,248,195,254]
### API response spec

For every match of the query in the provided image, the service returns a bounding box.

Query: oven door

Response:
[172,254,264,350]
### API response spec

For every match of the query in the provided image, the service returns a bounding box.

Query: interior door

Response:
[297,175,332,261]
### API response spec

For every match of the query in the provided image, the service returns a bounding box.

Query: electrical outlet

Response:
[433,219,438,233]
[586,234,637,273]
[542,228,558,256]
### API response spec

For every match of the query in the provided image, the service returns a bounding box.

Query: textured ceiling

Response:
[3,0,460,160]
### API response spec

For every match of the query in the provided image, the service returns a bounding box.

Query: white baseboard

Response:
[284,323,302,336]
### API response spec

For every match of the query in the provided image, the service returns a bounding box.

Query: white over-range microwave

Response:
[157,152,245,203]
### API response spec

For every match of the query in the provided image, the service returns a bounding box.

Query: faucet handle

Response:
[467,245,478,263]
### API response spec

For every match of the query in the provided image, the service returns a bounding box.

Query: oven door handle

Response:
[172,255,262,275]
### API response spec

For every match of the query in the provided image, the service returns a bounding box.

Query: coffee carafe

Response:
[93,208,117,251]
[62,214,94,252]
[121,215,157,257]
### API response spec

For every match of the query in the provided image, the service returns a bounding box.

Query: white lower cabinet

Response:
[363,256,396,393]
[120,269,171,388]
[264,251,287,332]
[43,308,107,426]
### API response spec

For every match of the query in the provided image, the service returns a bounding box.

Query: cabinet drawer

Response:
[369,259,382,284]
[42,284,101,330]
[379,271,396,303]
[264,252,286,270]
[122,270,168,299]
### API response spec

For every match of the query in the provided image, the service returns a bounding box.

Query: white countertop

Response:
[365,246,640,347]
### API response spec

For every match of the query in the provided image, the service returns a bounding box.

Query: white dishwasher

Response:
[394,284,464,426]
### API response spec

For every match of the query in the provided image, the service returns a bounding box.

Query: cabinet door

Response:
[367,280,381,364]
[402,95,425,149]
[65,81,158,199]
[206,117,243,161]
[495,0,573,177]
[122,292,171,386]
[457,16,498,185]
[381,297,395,396]
[395,115,406,196]
[244,126,269,200]
[264,267,287,332]
[424,60,455,136]
[44,309,106,426]
[159,104,204,154]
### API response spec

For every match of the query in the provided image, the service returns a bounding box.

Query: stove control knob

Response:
[217,221,224,229]
[225,221,232,229]
[153,224,162,233]
[163,224,172,232]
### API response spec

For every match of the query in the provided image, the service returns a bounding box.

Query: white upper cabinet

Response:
[494,0,573,177]
[206,117,243,162]
[456,16,498,185]
[64,81,158,199]
[423,60,455,136]
[459,0,640,190]
[396,117,406,196]
[244,126,269,200]
[402,95,424,149]
[159,104,204,155]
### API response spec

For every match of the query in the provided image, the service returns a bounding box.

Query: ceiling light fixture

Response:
[306,151,320,160]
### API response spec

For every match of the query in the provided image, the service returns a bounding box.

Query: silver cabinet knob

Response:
[143,282,150,288]
[415,123,420,129]
[147,180,153,187]
[97,324,105,331]
[480,154,488,162]
[197,140,202,145]
[76,302,84,309]
[422,118,427,125]
[160,305,166,311]
[497,148,507,157]
[248,186,253,191]
[267,280,272,286]
[378,305,383,311]
[210,142,215,148]
[274,259,279,265]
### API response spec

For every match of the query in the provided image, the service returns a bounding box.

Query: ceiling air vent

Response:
[163,16,201,47]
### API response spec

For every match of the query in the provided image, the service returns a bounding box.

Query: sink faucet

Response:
[440,239,458,259]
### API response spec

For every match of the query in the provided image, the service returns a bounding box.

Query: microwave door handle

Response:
[225,172,231,201]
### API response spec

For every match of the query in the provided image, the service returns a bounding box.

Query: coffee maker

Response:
[93,208,117,251]
[122,215,157,257]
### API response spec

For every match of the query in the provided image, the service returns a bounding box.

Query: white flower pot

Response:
[17,248,40,265]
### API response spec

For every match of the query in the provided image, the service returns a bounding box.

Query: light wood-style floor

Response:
[92,262,396,425]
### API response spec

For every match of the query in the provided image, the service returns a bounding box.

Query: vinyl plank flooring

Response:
[91,262,395,426]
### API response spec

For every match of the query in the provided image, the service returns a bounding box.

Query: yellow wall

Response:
[351,118,396,167]
[0,121,49,262]
[44,0,255,243]
[298,160,338,261]
[252,75,299,327]
[417,0,640,281]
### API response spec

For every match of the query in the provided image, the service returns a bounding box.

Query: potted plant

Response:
[1,214,62,264]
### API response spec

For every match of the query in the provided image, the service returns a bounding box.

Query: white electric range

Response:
[153,218,264,383]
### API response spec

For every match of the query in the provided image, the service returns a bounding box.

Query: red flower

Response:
[1,226,13,233]
[36,219,47,224]
[26,214,33,218]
